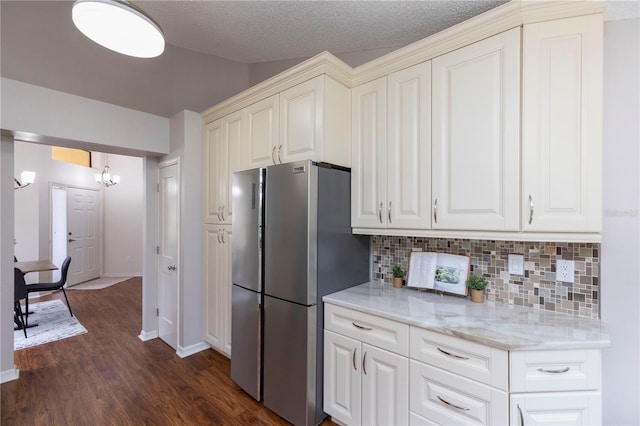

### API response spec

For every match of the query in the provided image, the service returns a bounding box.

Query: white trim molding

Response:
[0,367,19,384]
[177,341,211,359]
[138,329,158,341]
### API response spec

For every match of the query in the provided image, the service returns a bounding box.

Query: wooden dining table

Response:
[14,260,58,274]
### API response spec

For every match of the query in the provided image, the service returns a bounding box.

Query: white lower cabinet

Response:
[203,224,232,356]
[323,303,603,426]
[410,360,508,425]
[324,330,408,426]
[510,392,602,426]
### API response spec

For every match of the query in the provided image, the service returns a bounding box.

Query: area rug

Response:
[68,276,133,290]
[14,300,87,351]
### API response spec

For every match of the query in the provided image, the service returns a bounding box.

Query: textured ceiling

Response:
[138,0,507,63]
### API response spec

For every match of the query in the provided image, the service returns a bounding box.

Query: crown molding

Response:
[201,51,352,123]
[352,0,606,86]
[201,1,606,123]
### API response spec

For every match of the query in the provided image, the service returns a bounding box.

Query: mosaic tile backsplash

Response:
[373,236,600,319]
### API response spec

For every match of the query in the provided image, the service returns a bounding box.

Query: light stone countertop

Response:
[322,281,610,351]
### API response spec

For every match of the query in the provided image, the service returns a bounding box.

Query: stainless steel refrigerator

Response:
[231,167,265,401]
[231,160,370,426]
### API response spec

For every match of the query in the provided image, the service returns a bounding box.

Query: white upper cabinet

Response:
[279,75,351,167]
[522,15,603,233]
[222,110,243,222]
[244,94,279,168]
[432,28,521,231]
[204,119,227,224]
[351,61,431,230]
[351,77,388,228]
[387,61,432,229]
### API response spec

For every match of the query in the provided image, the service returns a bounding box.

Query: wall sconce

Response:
[14,171,36,190]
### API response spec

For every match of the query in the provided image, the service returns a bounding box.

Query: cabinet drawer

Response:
[510,349,601,392]
[510,391,602,425]
[410,360,508,425]
[325,304,409,356]
[410,327,508,390]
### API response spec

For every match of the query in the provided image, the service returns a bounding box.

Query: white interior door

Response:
[158,161,179,350]
[67,186,100,286]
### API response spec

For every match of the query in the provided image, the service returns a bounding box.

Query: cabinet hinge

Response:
[157,183,160,192]
[156,246,160,254]
[156,308,159,317]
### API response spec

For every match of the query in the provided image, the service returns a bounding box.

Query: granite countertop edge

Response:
[323,281,611,352]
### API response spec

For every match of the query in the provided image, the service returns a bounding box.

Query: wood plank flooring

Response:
[1,278,335,425]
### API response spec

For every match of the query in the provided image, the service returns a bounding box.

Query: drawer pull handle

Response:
[437,347,469,360]
[518,404,525,426]
[352,322,372,331]
[437,395,470,411]
[537,367,570,374]
[353,348,358,371]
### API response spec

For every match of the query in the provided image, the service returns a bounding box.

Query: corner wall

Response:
[601,17,640,425]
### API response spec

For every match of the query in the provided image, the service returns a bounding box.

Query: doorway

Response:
[158,160,179,349]
[51,185,102,286]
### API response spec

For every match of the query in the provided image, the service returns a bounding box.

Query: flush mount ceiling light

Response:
[72,0,165,58]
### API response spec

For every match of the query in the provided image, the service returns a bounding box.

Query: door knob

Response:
[68,239,76,243]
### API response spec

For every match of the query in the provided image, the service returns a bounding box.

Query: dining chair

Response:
[25,257,73,327]
[14,268,28,338]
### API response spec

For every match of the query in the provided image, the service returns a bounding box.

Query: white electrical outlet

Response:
[557,260,575,283]
[508,254,524,275]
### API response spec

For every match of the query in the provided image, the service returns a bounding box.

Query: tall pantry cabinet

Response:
[202,55,353,356]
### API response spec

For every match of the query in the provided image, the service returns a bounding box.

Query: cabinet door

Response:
[204,119,225,224]
[522,15,603,232]
[203,225,223,348]
[432,28,520,231]
[324,330,361,426]
[361,344,409,426]
[203,225,232,357]
[387,61,431,229]
[220,227,232,356]
[351,77,388,228]
[245,95,279,168]
[279,76,323,163]
[511,392,602,425]
[223,111,243,223]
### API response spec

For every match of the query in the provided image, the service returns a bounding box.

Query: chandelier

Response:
[95,157,120,187]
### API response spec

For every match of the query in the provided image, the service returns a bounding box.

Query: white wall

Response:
[0,82,167,382]
[0,136,17,382]
[102,153,144,277]
[166,110,206,356]
[0,78,169,156]
[601,17,640,425]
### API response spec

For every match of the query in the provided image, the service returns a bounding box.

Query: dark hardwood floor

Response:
[2,278,334,425]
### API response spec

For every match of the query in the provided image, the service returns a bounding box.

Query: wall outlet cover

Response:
[557,259,575,283]
[508,254,524,275]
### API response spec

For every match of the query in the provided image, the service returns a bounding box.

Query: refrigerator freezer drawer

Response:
[263,295,320,426]
[231,285,262,401]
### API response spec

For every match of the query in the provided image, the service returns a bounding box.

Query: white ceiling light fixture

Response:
[72,0,165,58]
[95,156,120,188]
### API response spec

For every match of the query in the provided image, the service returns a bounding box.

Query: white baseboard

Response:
[0,367,19,383]
[177,341,211,358]
[138,329,158,341]
[103,273,141,278]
